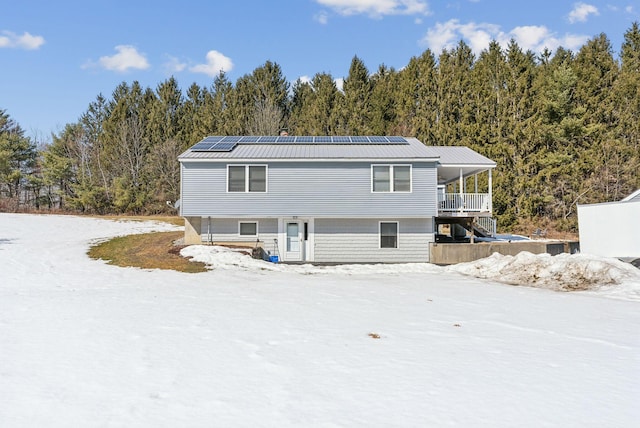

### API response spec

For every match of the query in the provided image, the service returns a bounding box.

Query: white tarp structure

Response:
[577,189,640,259]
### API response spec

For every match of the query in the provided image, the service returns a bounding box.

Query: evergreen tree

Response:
[393,50,438,141]
[369,65,397,135]
[101,81,154,213]
[0,109,37,209]
[434,41,475,147]
[180,82,207,146]
[471,41,514,225]
[209,72,234,135]
[572,34,626,202]
[228,61,289,134]
[148,77,183,144]
[289,78,314,134]
[504,40,537,225]
[612,22,640,194]
[340,56,372,135]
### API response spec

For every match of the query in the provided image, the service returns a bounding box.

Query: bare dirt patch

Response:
[88,231,207,273]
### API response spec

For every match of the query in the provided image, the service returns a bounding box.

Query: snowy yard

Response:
[1,213,639,427]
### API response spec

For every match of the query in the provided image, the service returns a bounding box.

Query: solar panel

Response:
[387,136,407,143]
[221,136,242,143]
[258,136,277,142]
[332,136,351,143]
[203,136,223,143]
[277,136,296,143]
[209,142,238,152]
[368,136,388,143]
[190,135,410,151]
[351,136,369,143]
[191,142,216,151]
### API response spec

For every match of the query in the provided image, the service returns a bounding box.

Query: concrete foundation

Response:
[184,217,202,245]
[429,241,579,265]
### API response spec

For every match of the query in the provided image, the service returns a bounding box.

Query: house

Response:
[178,136,496,263]
[577,189,640,259]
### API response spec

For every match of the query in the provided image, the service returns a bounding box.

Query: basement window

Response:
[379,221,398,249]
[239,221,258,236]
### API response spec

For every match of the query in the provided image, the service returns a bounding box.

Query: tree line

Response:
[1,23,639,232]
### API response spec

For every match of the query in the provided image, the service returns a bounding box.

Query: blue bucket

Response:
[269,255,279,263]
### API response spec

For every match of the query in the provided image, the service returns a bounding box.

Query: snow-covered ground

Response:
[1,214,639,427]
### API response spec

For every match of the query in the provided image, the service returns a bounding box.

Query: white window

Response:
[228,165,267,192]
[372,165,411,192]
[380,222,398,249]
[239,221,258,236]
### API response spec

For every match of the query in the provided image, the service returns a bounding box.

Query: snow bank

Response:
[449,251,640,298]
[182,245,640,300]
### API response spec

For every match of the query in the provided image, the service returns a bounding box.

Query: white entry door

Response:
[284,221,303,261]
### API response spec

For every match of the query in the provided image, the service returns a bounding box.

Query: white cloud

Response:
[334,77,344,92]
[0,30,45,50]
[298,75,312,84]
[568,2,599,23]
[163,55,187,75]
[508,25,553,51]
[458,21,501,53]
[314,11,329,24]
[316,0,431,18]
[422,19,463,54]
[190,50,233,77]
[97,45,149,72]
[422,19,589,55]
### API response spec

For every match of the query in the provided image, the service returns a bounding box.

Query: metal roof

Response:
[178,136,496,167]
[179,137,439,161]
[423,146,496,167]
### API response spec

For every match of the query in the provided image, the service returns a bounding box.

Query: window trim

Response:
[379,221,399,249]
[226,164,268,193]
[371,164,412,193]
[239,221,259,237]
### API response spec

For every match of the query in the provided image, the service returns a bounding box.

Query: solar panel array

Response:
[190,136,408,151]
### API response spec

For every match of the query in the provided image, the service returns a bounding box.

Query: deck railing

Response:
[438,193,491,214]
[475,217,497,237]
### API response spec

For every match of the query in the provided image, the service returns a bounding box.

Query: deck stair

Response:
[472,217,497,238]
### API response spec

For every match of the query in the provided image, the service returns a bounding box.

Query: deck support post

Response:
[459,168,464,212]
[488,169,493,214]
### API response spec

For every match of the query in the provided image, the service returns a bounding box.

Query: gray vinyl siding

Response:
[181,161,437,218]
[198,218,278,245]
[314,218,433,263]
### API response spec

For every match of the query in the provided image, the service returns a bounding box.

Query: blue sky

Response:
[2,0,638,140]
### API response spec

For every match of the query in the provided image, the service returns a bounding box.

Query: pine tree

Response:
[340,56,372,135]
[393,50,438,141]
[369,65,397,135]
[434,41,475,147]
[612,22,640,194]
[573,34,625,202]
[289,78,314,134]
[471,41,514,226]
[504,40,537,225]
[0,109,37,209]
[180,82,207,146]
